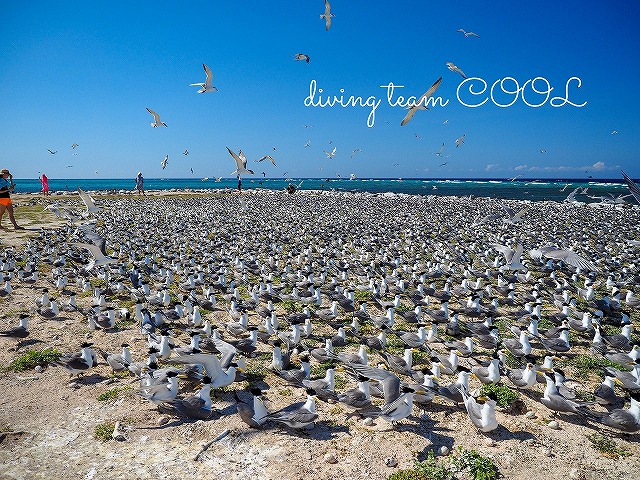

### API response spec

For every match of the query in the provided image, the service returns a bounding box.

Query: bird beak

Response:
[414,388,427,395]
[177,374,190,379]
[476,395,488,402]
[552,356,561,361]
[236,367,245,373]
[336,366,345,372]
[432,376,441,382]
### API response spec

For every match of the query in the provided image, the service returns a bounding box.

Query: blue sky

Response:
[1,1,639,179]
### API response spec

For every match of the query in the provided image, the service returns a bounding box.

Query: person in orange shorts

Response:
[0,169,24,230]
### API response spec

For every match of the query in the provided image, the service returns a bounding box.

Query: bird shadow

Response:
[75,373,110,385]
[266,420,351,440]
[16,338,45,349]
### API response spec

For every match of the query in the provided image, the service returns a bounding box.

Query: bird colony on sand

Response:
[2,189,640,439]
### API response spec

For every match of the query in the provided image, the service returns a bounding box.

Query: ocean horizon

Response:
[12,177,637,203]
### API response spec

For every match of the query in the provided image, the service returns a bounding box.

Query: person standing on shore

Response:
[135,172,145,195]
[0,169,24,230]
[39,173,50,196]
[237,175,242,192]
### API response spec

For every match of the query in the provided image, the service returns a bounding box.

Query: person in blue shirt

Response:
[0,169,24,230]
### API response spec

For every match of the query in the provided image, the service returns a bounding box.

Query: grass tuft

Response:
[97,386,131,402]
[480,383,519,408]
[387,451,452,480]
[94,422,115,441]
[587,433,632,459]
[6,348,62,372]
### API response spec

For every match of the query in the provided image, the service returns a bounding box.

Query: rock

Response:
[541,446,553,457]
[67,382,79,389]
[34,365,44,373]
[362,417,374,426]
[384,457,398,467]
[439,446,450,456]
[525,411,537,419]
[156,416,169,426]
[570,468,585,480]
[547,420,560,430]
[523,438,535,446]
[324,453,337,464]
[484,438,496,447]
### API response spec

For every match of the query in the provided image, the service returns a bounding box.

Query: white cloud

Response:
[519,162,618,173]
[485,164,500,171]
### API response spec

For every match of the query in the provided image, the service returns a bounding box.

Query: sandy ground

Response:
[0,192,639,480]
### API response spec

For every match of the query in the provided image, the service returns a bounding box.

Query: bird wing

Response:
[400,106,418,126]
[72,242,114,264]
[203,63,213,87]
[77,188,99,213]
[416,77,443,108]
[542,248,597,271]
[460,388,484,424]
[622,171,640,204]
[172,352,224,378]
[227,147,245,171]
[146,108,161,123]
[490,243,514,263]
[212,338,237,369]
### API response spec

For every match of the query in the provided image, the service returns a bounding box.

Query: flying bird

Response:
[400,77,443,126]
[304,140,311,148]
[161,155,168,170]
[320,0,335,31]
[540,149,547,154]
[72,243,117,270]
[293,53,310,63]
[71,143,79,149]
[351,149,362,158]
[446,62,468,79]
[611,130,618,135]
[227,147,255,176]
[529,245,598,271]
[190,63,218,93]
[48,149,57,154]
[455,135,466,147]
[323,147,337,159]
[439,162,449,167]
[434,143,445,157]
[190,167,193,174]
[457,29,480,38]
[257,155,277,166]
[146,108,167,127]
[183,150,189,155]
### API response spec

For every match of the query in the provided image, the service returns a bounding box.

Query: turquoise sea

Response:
[11,177,637,204]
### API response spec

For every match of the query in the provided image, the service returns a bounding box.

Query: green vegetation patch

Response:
[387,448,499,480]
[97,386,132,402]
[6,348,61,372]
[587,433,632,459]
[480,383,519,408]
[94,422,115,441]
